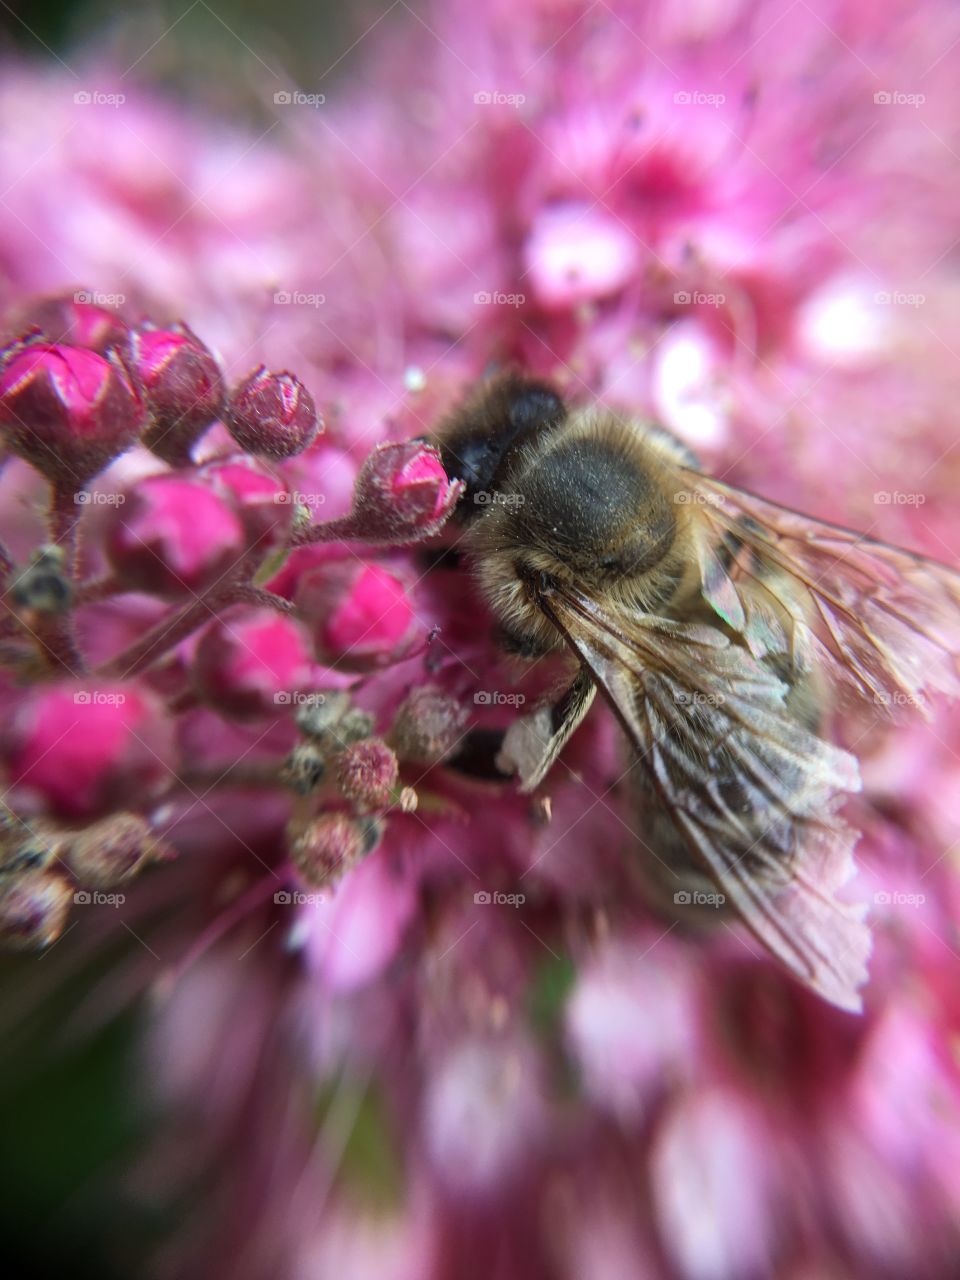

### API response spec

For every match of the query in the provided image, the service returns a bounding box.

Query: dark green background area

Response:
[0,0,412,94]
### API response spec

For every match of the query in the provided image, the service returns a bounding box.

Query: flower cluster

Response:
[1,1,960,1278]
[0,295,461,954]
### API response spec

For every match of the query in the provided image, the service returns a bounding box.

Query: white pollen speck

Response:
[404,366,427,393]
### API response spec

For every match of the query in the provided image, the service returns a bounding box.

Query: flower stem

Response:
[232,584,296,614]
[32,480,86,674]
[98,592,222,679]
[49,481,83,574]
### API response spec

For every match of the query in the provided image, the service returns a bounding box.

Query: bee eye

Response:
[437,373,566,512]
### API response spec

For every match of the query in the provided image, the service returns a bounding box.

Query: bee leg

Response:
[497,668,597,792]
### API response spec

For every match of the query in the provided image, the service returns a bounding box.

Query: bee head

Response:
[434,371,566,514]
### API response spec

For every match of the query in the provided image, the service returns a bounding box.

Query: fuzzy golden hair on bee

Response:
[433,370,960,1013]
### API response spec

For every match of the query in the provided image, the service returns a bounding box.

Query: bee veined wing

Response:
[531,577,871,1013]
[685,470,960,716]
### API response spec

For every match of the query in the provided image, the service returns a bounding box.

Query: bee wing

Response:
[685,471,960,715]
[531,578,870,1012]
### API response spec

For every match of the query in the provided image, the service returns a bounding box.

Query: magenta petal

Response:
[302,852,417,992]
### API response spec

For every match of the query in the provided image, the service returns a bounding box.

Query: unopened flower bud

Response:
[0,339,144,482]
[226,367,320,458]
[106,473,247,597]
[0,808,60,875]
[293,693,375,752]
[61,812,174,889]
[3,681,175,820]
[293,690,351,738]
[297,562,413,668]
[344,441,462,543]
[0,870,73,949]
[196,454,294,554]
[288,812,383,888]
[390,684,469,764]
[129,323,225,464]
[335,708,376,745]
[280,742,327,794]
[3,292,129,355]
[335,738,399,811]
[193,607,315,719]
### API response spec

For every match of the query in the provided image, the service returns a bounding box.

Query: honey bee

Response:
[435,372,960,1012]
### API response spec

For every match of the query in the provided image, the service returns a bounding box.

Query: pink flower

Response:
[105,472,248,597]
[192,608,317,720]
[3,680,175,819]
[1,1,960,1277]
[296,561,414,666]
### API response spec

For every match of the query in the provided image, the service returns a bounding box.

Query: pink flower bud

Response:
[347,441,462,541]
[3,292,130,355]
[225,367,320,458]
[3,681,176,820]
[129,323,225,463]
[196,454,294,554]
[296,562,413,668]
[335,738,399,811]
[105,473,248,598]
[61,812,174,889]
[0,870,73,949]
[288,813,382,888]
[193,607,315,719]
[0,339,145,483]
